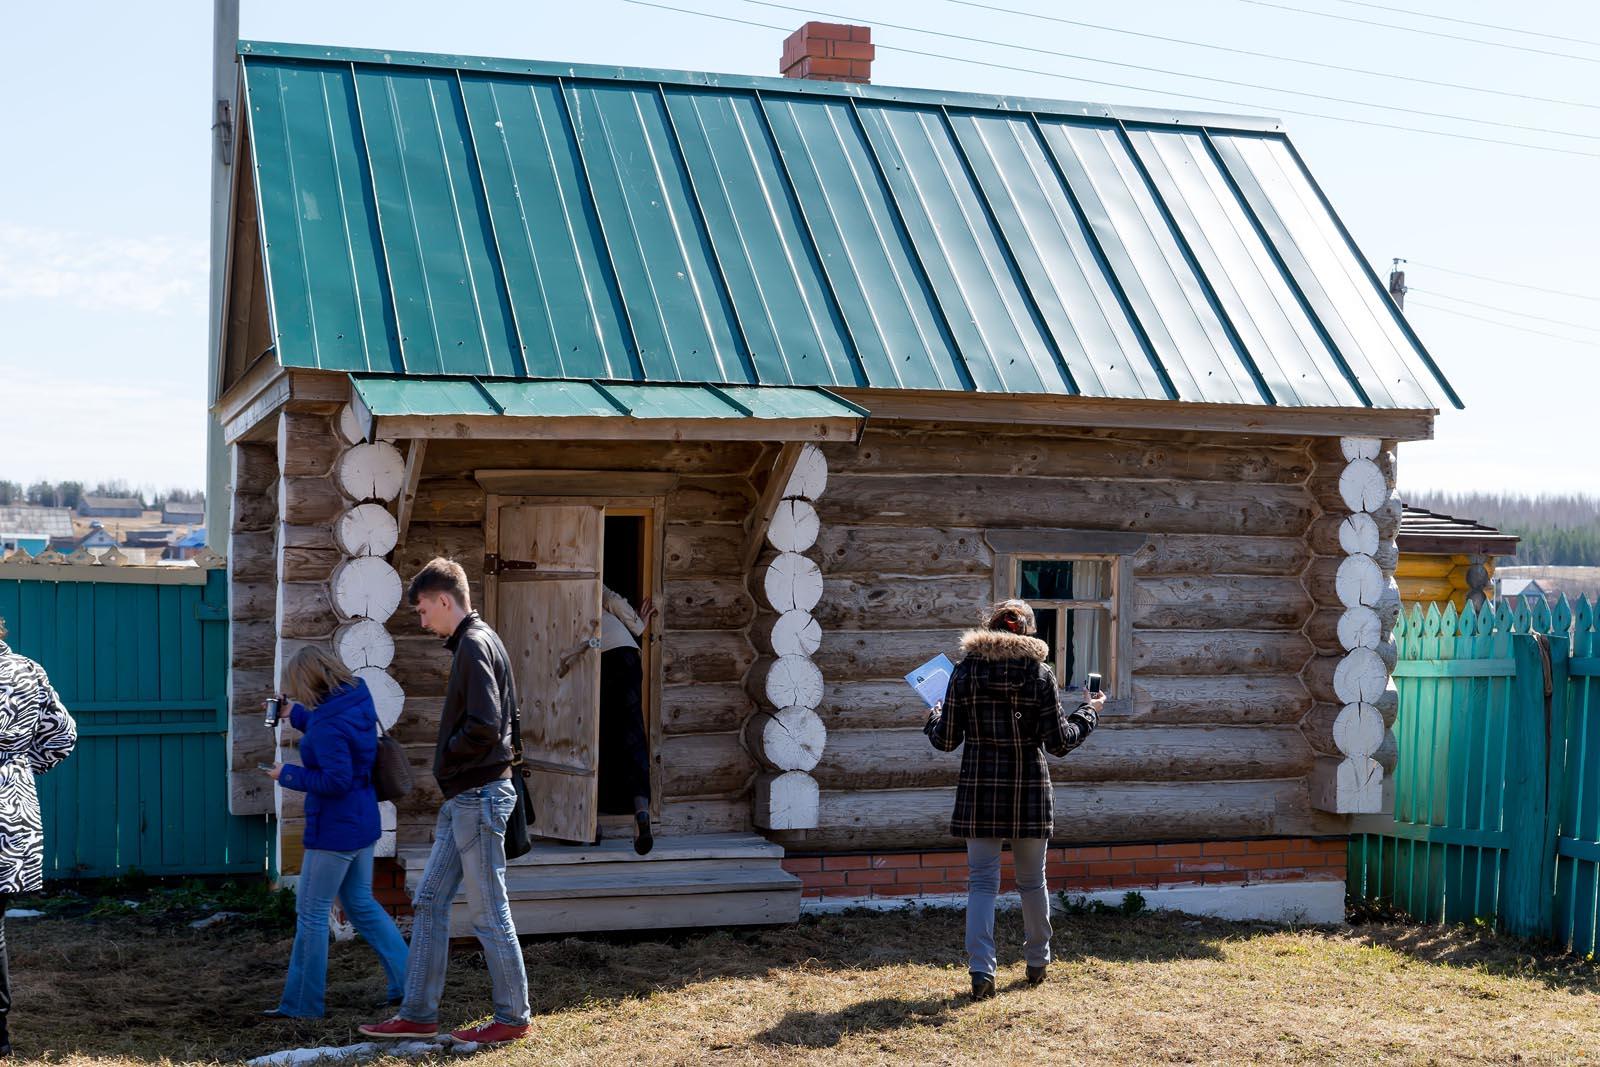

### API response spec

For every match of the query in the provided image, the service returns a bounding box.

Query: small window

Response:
[1012,557,1115,690]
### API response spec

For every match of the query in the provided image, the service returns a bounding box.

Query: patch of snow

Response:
[7,909,44,919]
[190,911,243,930]
[247,1038,476,1067]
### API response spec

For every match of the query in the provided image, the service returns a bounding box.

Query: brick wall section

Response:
[370,857,413,918]
[780,21,874,83]
[782,838,1348,901]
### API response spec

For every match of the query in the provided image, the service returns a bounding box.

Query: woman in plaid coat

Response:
[925,599,1102,1000]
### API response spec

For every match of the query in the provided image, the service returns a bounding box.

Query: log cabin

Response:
[209,24,1462,932]
[1396,505,1518,610]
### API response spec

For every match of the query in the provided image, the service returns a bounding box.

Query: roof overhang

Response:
[347,376,868,443]
[838,388,1439,440]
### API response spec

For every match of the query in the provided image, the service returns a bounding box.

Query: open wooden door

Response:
[491,503,604,845]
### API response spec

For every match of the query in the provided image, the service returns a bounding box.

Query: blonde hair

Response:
[282,645,357,708]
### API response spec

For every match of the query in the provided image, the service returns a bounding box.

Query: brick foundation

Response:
[781,837,1348,902]
[371,857,413,918]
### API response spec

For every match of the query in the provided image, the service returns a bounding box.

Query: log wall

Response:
[781,423,1345,850]
[227,441,278,816]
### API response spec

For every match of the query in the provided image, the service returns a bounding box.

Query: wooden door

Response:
[494,504,604,844]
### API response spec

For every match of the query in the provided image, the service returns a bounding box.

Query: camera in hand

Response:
[263,696,283,729]
[1087,672,1103,695]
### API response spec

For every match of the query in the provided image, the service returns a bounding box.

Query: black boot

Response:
[633,811,654,856]
[1026,964,1048,986]
[969,972,996,1000]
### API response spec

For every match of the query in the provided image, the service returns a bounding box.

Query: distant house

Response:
[1497,577,1548,603]
[167,528,207,562]
[0,505,75,556]
[161,500,205,525]
[78,495,144,519]
[1396,504,1519,608]
[75,523,120,552]
[124,528,178,550]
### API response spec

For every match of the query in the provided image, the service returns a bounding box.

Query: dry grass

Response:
[11,905,1600,1066]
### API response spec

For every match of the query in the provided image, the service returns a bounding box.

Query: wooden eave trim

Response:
[474,470,682,497]
[371,413,862,443]
[1397,536,1520,558]
[837,389,1438,441]
[984,529,1150,555]
[217,357,288,444]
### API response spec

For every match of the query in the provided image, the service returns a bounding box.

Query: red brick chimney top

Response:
[780,21,874,84]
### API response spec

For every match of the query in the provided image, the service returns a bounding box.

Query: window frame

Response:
[985,529,1143,713]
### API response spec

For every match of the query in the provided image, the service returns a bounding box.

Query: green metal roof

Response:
[349,376,865,421]
[237,40,1461,411]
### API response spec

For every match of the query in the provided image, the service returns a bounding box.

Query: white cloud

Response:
[0,378,208,489]
[0,223,206,315]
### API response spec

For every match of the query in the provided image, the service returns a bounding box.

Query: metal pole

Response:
[204,0,241,547]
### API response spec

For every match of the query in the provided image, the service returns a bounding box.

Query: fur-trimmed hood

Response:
[960,628,1049,662]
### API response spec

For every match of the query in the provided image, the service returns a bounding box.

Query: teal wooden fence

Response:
[0,567,274,879]
[1350,595,1600,957]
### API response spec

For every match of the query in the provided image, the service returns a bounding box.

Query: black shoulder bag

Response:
[505,696,536,860]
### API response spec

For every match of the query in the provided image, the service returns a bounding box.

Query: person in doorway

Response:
[597,586,657,854]
[925,599,1103,1001]
[263,646,409,1019]
[360,558,531,1046]
[0,616,77,1058]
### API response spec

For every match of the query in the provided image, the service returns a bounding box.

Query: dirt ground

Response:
[9,904,1600,1066]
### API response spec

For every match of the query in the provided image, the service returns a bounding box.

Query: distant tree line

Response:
[1405,492,1600,567]
[0,480,205,512]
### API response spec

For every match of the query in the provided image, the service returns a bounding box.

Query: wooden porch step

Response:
[396,832,802,936]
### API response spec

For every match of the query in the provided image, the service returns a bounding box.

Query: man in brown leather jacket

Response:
[359,558,532,1046]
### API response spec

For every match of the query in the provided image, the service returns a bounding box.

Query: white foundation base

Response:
[801,878,1347,926]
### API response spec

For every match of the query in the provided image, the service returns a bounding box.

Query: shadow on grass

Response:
[1349,919,1600,993]
[755,994,955,1049]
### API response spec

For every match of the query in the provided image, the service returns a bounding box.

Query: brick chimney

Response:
[780,21,873,83]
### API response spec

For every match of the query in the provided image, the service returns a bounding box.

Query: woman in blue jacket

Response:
[264,647,410,1018]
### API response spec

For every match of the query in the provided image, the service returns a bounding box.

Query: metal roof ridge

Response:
[236,39,1286,133]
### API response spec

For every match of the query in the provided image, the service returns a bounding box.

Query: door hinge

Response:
[484,554,540,576]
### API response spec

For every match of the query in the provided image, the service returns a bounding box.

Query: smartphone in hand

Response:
[1087,672,1103,696]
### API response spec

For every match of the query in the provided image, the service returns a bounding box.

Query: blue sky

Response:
[1,0,1595,495]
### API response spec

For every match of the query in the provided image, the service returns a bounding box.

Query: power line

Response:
[1326,0,1600,49]
[1235,0,1600,65]
[620,0,1600,159]
[736,0,1600,142]
[1408,288,1600,334]
[1406,300,1599,348]
[939,0,1600,113]
[1409,261,1600,305]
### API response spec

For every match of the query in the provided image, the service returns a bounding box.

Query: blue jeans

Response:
[399,780,530,1026]
[278,843,409,1018]
[966,838,1052,978]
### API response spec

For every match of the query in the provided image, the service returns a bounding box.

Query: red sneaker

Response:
[357,1017,439,1039]
[449,1021,533,1045]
